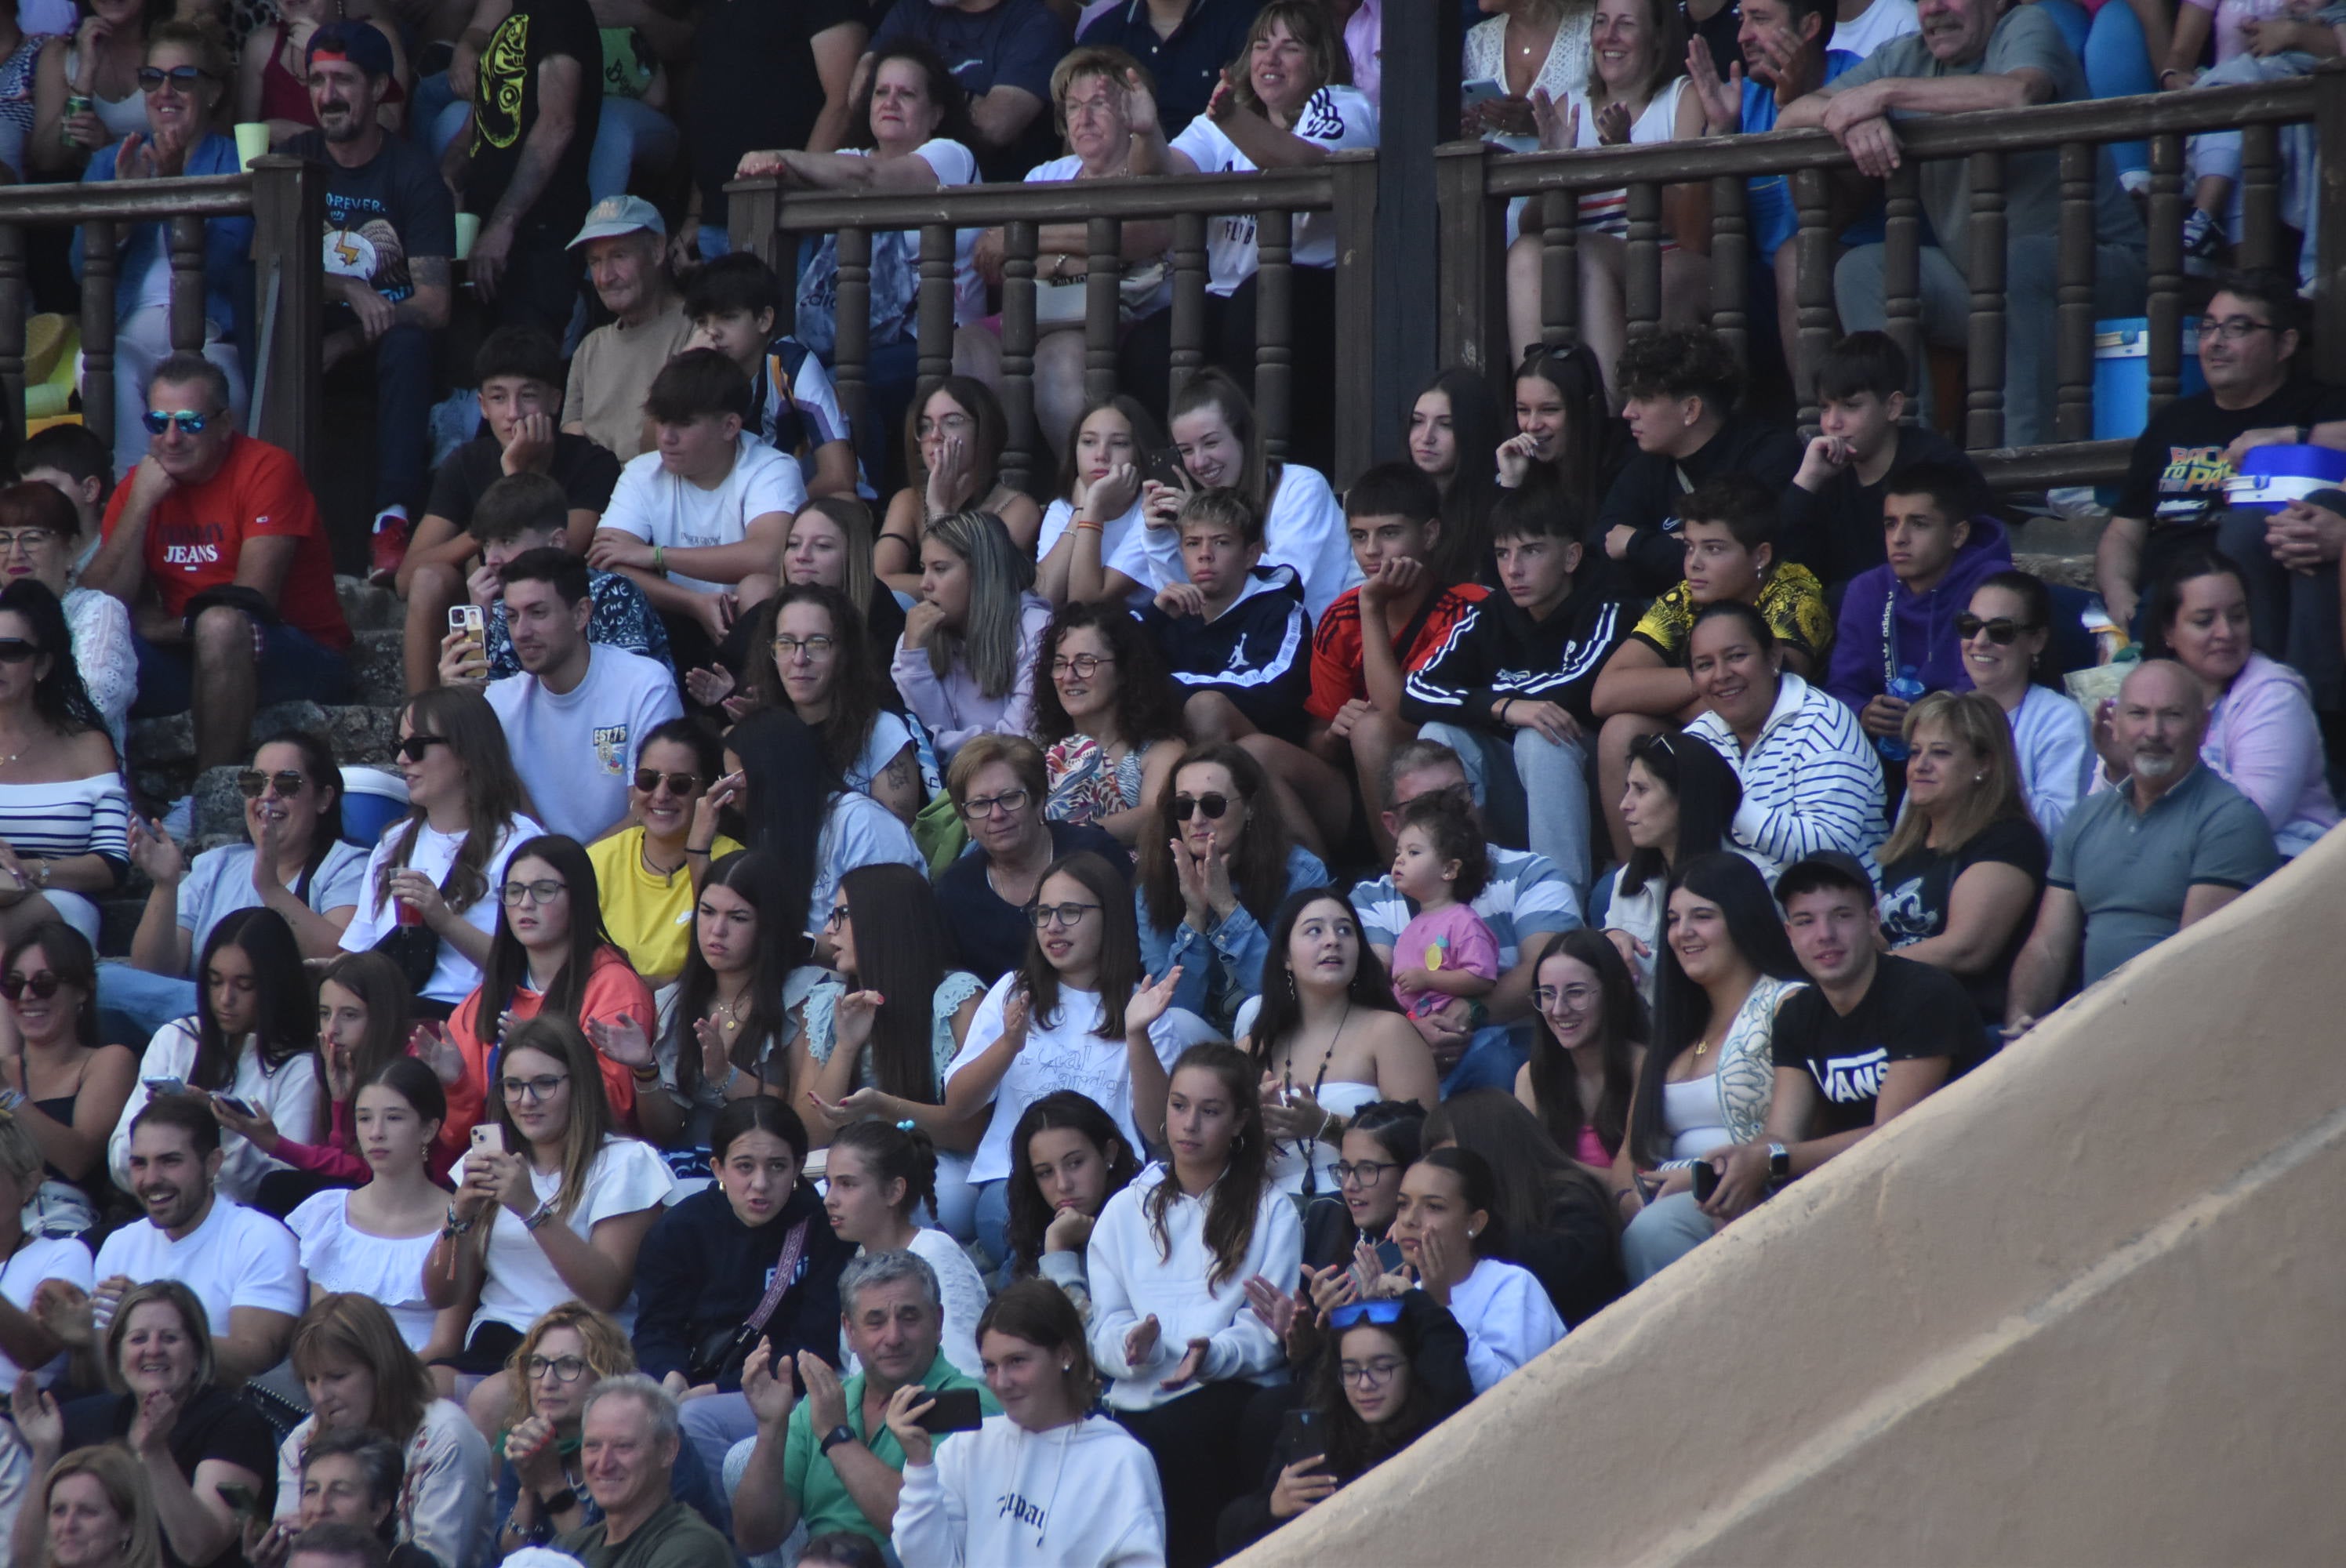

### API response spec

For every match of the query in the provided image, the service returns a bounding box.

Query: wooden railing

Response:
[0,155,322,472]
[725,152,1380,491]
[1437,70,2346,490]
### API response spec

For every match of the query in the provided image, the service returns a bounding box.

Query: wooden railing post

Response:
[1435,140,1502,376]
[1883,164,1923,405]
[1624,180,1661,342]
[1084,216,1121,412]
[1963,151,2007,449]
[1000,220,1037,496]
[0,222,24,446]
[2148,132,2185,411]
[2055,143,2096,445]
[2239,122,2279,272]
[728,180,783,275]
[1255,207,1293,463]
[167,214,205,355]
[1170,210,1208,409]
[834,226,871,448]
[917,221,954,407]
[249,155,321,474]
[1538,191,1577,354]
[1709,175,1747,374]
[1331,152,1378,483]
[2317,67,2346,382]
[1793,168,1834,425]
[80,220,116,452]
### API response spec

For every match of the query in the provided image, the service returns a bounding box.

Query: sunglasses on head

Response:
[397,734,450,763]
[236,769,306,800]
[0,971,61,1000]
[1327,1298,1405,1329]
[1171,793,1232,822]
[1955,614,2038,644]
[633,768,699,796]
[0,638,37,663]
[141,409,213,436]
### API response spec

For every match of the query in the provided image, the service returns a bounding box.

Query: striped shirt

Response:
[0,775,132,868]
[1350,843,1584,973]
[1687,673,1888,887]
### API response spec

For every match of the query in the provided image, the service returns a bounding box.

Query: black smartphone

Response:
[215,1481,262,1518]
[1276,1407,1325,1467]
[913,1386,985,1436]
[212,1094,256,1119]
[1143,446,1190,492]
[1691,1160,1720,1204]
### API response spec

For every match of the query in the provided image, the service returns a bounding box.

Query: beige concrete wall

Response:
[1234,828,2346,1568]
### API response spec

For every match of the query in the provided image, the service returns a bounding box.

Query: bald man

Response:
[2006,659,2279,1027]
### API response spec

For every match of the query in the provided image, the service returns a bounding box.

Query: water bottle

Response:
[1878,665,1925,762]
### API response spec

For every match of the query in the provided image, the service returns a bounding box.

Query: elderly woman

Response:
[932,735,1128,985]
[75,20,252,473]
[957,46,1174,466]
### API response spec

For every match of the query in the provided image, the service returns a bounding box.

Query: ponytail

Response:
[830,1119,937,1221]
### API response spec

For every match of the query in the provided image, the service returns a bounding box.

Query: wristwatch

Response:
[819,1425,858,1457]
[1767,1142,1791,1181]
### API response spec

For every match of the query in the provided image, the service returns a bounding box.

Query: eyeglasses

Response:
[1171,793,1232,821]
[136,64,216,92]
[1331,1158,1398,1186]
[235,769,306,800]
[499,879,568,906]
[2198,316,2280,343]
[1954,614,2039,644]
[772,634,837,659]
[959,789,1031,821]
[1327,1298,1405,1330]
[1049,653,1113,679]
[0,530,57,556]
[0,639,39,664]
[632,768,700,796]
[823,904,850,931]
[1028,902,1101,930]
[524,1355,590,1383]
[0,971,60,1000]
[1337,1356,1406,1388]
[499,1073,569,1102]
[140,409,213,435]
[397,734,450,763]
[1531,982,1598,1012]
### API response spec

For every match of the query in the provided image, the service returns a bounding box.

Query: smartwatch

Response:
[1767,1142,1791,1181]
[819,1425,858,1457]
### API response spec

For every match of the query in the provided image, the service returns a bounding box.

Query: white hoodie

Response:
[892,1412,1167,1568]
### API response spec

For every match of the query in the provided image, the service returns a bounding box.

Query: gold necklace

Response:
[711,988,750,1033]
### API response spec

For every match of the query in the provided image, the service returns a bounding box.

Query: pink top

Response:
[2184,0,2296,65]
[1392,901,1502,1018]
[1574,1123,1611,1168]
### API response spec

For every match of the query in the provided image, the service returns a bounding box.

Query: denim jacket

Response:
[77,133,254,345]
[1138,844,1328,1033]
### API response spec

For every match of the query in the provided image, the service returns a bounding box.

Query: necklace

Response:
[710,991,747,1033]
[640,837,687,880]
[1284,1004,1351,1111]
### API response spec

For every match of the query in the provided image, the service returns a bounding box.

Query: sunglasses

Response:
[0,971,61,1000]
[0,639,38,663]
[397,734,451,763]
[235,769,306,800]
[1954,615,2039,644]
[136,64,216,92]
[1171,793,1232,821]
[1327,1298,1405,1329]
[632,768,700,796]
[140,409,213,435]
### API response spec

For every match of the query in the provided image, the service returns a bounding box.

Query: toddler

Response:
[1387,793,1502,1018]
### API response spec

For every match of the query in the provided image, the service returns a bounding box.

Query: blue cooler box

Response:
[341,765,409,848]
[2225,444,2346,511]
[2093,318,2208,442]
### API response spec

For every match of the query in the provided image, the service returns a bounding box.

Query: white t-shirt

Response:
[808,791,925,933]
[1262,463,1360,621]
[844,710,916,797]
[92,1197,306,1336]
[1571,78,1694,235]
[1169,85,1379,296]
[1831,0,1922,59]
[484,646,685,844]
[285,1191,442,1352]
[0,1234,93,1385]
[1037,495,1181,604]
[338,815,547,1004]
[450,1136,677,1336]
[943,974,1187,1184]
[598,434,809,596]
[109,1024,322,1205]
[1025,155,1174,318]
[848,138,986,324]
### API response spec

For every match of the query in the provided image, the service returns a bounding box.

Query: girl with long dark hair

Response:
[1615,852,1806,1283]
[1037,395,1176,608]
[720,707,923,936]
[821,1118,989,1377]
[1517,928,1647,1171]
[0,920,135,1214]
[735,585,924,824]
[1423,1091,1626,1329]
[0,579,128,949]
[1391,1147,1563,1392]
[1000,1090,1143,1311]
[255,951,447,1189]
[1033,600,1184,844]
[793,865,985,1236]
[110,906,318,1208]
[1591,728,1741,1003]
[1493,343,1619,522]
[1086,1041,1302,1568]
[1407,367,1505,585]
[1299,1099,1424,1273]
[586,718,741,988]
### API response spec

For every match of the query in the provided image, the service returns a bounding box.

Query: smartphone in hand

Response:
[912,1386,985,1436]
[1143,446,1190,492]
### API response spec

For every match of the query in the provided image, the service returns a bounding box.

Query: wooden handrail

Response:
[732,154,1356,231]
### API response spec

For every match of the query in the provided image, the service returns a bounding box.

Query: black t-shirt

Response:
[934,818,1128,982]
[689,0,864,227]
[286,130,456,308]
[1596,413,1806,597]
[2114,379,2346,591]
[1771,954,1975,1137]
[61,1386,277,1568]
[1080,0,1263,140]
[1878,815,2047,1022]
[1685,0,1742,80]
[1778,423,1995,590]
[424,431,623,530]
[466,0,603,241]
[873,0,1070,183]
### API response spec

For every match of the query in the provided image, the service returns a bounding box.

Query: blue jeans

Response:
[1440,1023,1530,1098]
[95,960,195,1049]
[130,619,353,717]
[590,97,680,203]
[2036,0,2154,179]
[1418,720,1596,901]
[329,317,433,515]
[971,1177,1009,1272]
[1622,1191,1718,1283]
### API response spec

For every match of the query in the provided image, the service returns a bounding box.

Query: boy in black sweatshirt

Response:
[1402,476,1636,898]
[1781,332,1993,591]
[1138,486,1350,851]
[1597,326,1804,597]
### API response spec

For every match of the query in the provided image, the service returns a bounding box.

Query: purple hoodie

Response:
[1825,514,2014,714]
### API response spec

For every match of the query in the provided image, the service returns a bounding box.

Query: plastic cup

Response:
[454,212,481,262]
[397,896,424,927]
[233,122,269,172]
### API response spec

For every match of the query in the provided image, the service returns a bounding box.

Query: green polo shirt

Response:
[780,1349,998,1544]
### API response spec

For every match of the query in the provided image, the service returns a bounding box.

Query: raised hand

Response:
[684,664,735,708]
[741,1340,797,1427]
[1685,37,1742,134]
[31,1278,95,1349]
[587,1013,656,1070]
[1000,985,1032,1047]
[409,1021,465,1087]
[128,1384,183,1457]
[125,814,184,885]
[831,989,885,1054]
[1596,99,1631,147]
[1124,966,1183,1039]
[1495,431,1542,488]
[1529,88,1579,153]
[882,1382,935,1467]
[11,1368,61,1460]
[798,1349,848,1434]
[694,1015,733,1089]
[1244,1273,1295,1340]
[1122,67,1162,142]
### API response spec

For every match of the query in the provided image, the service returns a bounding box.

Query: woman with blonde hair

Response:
[780,495,905,666]
[1877,691,2047,1024]
[891,509,1052,766]
[13,1445,164,1568]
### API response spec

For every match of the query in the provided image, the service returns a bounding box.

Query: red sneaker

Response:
[368,510,410,586]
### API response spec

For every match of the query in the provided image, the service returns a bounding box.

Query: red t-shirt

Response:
[102,432,351,651]
[1306,580,1489,723]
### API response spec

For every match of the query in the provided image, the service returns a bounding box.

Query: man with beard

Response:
[286,22,455,582]
[84,1095,304,1381]
[2006,660,2278,1029]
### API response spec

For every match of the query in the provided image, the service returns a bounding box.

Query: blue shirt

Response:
[1742,52,1860,263]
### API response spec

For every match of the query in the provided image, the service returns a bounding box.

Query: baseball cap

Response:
[1773,850,1875,908]
[568,195,665,250]
[306,22,396,80]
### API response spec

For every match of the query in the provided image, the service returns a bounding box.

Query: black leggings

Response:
[1116,1381,1260,1568]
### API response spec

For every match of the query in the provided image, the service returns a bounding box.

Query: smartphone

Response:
[912,1386,985,1436]
[143,1076,186,1097]
[215,1482,262,1519]
[212,1094,255,1118]
[1460,76,1507,108]
[448,604,485,638]
[1276,1408,1326,1468]
[1143,446,1190,492]
[1691,1160,1721,1204]
[470,1123,507,1157]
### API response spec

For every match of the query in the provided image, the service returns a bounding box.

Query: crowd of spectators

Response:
[0,2,2333,1566]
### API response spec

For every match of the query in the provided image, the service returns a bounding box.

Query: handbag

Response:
[1033,258,1170,328]
[370,860,459,992]
[687,1216,812,1386]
